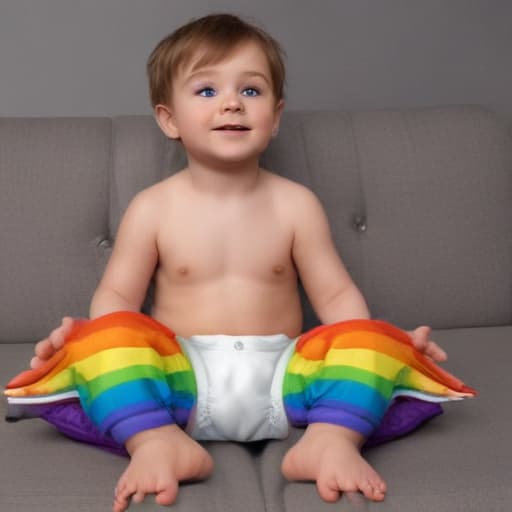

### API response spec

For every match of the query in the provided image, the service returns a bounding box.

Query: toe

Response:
[360,479,386,502]
[316,478,341,503]
[113,481,135,512]
[155,482,178,507]
[112,493,129,512]
[131,490,146,504]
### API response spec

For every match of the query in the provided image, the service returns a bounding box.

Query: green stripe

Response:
[74,365,195,402]
[283,365,395,399]
[165,371,197,395]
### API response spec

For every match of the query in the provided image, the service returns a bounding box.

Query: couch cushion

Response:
[0,343,267,512]
[0,118,112,343]
[0,328,508,510]
[110,107,512,330]
[350,106,512,328]
[257,325,512,512]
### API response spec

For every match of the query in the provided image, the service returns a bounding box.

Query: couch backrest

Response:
[1,106,511,342]
[0,118,111,342]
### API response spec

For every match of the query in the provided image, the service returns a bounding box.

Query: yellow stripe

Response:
[72,347,191,381]
[287,353,324,377]
[5,369,75,397]
[325,348,404,380]
[19,348,191,396]
[328,348,453,395]
[289,348,406,381]
[399,368,452,395]
[288,348,453,397]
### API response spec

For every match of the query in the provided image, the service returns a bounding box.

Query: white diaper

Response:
[177,333,297,442]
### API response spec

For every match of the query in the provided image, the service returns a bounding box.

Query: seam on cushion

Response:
[348,112,369,297]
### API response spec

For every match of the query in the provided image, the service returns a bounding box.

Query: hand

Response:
[407,326,447,362]
[30,317,76,369]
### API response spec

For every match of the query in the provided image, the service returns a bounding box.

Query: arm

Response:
[31,191,159,368]
[90,190,159,318]
[291,188,369,323]
[292,188,447,361]
[30,190,160,369]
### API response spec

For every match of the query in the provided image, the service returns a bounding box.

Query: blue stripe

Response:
[80,379,193,426]
[283,379,389,419]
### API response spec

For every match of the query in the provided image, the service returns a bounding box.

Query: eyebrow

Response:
[184,70,271,85]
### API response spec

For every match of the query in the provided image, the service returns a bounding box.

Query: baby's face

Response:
[158,41,284,167]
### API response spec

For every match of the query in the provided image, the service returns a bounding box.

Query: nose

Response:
[221,92,244,113]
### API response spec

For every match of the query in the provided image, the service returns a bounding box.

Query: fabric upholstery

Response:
[258,326,512,512]
[1,106,511,511]
[0,118,111,343]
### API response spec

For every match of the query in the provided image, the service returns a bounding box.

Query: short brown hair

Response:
[147,13,286,108]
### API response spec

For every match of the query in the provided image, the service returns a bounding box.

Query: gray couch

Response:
[1,105,511,511]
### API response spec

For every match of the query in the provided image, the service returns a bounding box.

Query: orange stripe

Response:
[66,326,181,359]
[296,323,476,395]
[329,333,451,386]
[296,321,412,359]
[68,311,176,343]
[6,349,68,389]
[6,312,178,390]
[297,319,412,353]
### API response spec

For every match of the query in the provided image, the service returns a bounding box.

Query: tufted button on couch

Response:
[1,105,511,511]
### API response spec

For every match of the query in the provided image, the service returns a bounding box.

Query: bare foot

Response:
[281,423,387,502]
[113,425,214,512]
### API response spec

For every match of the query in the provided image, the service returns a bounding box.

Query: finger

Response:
[53,317,76,348]
[413,325,447,362]
[425,341,448,362]
[416,325,431,341]
[30,356,44,370]
[410,327,428,350]
[48,325,67,350]
[61,316,75,334]
[34,339,54,359]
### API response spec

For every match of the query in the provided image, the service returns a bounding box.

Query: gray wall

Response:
[1,0,511,117]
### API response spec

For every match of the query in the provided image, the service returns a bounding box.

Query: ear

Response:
[272,99,285,137]
[154,104,180,140]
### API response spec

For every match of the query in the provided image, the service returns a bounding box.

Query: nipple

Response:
[273,265,285,275]
[177,266,189,276]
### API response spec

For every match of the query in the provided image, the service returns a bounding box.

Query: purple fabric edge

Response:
[40,402,128,456]
[365,397,443,448]
[30,396,442,454]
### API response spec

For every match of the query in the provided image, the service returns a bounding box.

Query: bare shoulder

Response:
[126,171,186,213]
[115,172,187,239]
[134,171,186,200]
[261,170,324,216]
[262,170,318,200]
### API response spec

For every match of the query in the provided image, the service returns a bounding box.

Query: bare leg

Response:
[113,425,214,512]
[281,423,386,502]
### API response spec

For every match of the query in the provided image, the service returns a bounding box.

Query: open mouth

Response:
[214,124,250,131]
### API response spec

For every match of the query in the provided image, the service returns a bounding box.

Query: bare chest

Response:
[156,201,296,282]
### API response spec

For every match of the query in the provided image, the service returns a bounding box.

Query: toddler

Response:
[5,13,474,512]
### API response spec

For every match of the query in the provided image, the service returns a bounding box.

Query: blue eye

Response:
[197,87,216,97]
[242,87,260,97]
